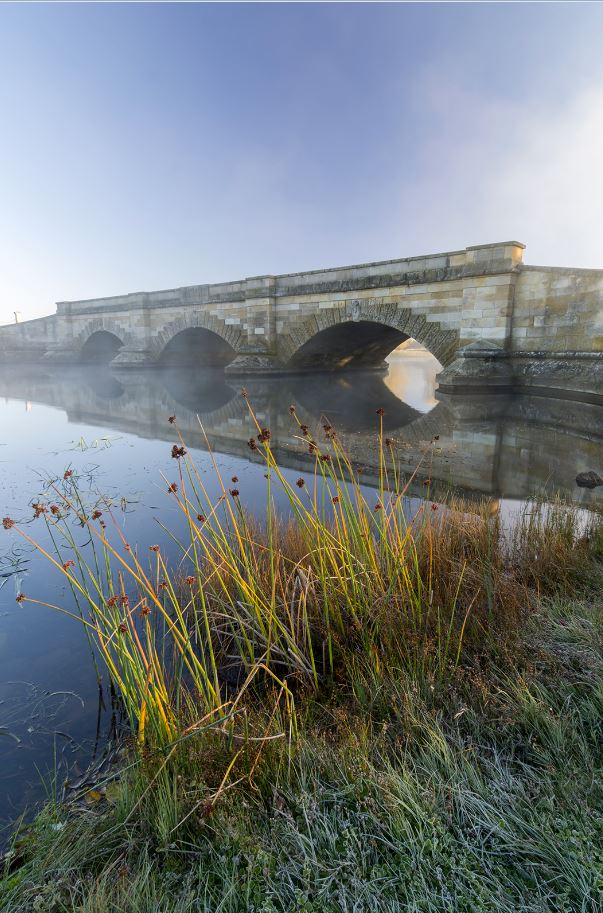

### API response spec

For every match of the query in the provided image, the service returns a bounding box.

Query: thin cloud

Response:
[392,83,603,268]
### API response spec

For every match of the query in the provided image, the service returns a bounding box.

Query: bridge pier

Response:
[222,275,281,373]
[109,345,158,369]
[42,344,82,364]
[224,352,282,374]
[436,340,512,390]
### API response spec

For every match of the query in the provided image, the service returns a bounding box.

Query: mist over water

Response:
[0,353,601,842]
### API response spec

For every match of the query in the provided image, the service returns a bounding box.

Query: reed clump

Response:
[4,401,601,757]
[2,402,603,912]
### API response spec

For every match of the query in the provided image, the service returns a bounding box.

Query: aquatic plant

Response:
[3,401,600,759]
[2,403,603,912]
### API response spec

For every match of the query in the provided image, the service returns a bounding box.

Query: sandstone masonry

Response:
[0,242,601,400]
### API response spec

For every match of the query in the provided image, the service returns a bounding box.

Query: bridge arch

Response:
[279,298,459,371]
[74,318,135,364]
[152,313,244,369]
[158,327,237,368]
[80,330,124,364]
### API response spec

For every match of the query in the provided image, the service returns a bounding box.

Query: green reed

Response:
[3,399,599,756]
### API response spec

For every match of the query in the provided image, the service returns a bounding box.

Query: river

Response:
[0,352,601,842]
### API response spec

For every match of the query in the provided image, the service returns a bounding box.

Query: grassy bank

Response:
[1,403,602,912]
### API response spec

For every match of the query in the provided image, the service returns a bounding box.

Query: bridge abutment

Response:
[437,347,603,403]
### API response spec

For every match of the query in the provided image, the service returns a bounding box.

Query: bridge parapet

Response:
[55,241,525,317]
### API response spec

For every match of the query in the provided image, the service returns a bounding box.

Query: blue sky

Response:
[1,2,602,322]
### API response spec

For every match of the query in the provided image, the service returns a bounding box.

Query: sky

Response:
[1,2,603,324]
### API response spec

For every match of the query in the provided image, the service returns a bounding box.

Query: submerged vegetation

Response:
[1,400,602,912]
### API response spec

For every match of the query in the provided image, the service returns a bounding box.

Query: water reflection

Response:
[385,348,440,411]
[0,357,601,841]
[0,362,600,503]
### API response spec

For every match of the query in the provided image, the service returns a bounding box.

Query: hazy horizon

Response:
[1,3,603,325]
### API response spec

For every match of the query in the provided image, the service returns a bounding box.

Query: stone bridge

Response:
[1,241,601,399]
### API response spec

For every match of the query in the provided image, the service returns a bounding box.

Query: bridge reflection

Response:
[0,366,601,504]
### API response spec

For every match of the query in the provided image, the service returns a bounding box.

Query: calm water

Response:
[1,354,601,841]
